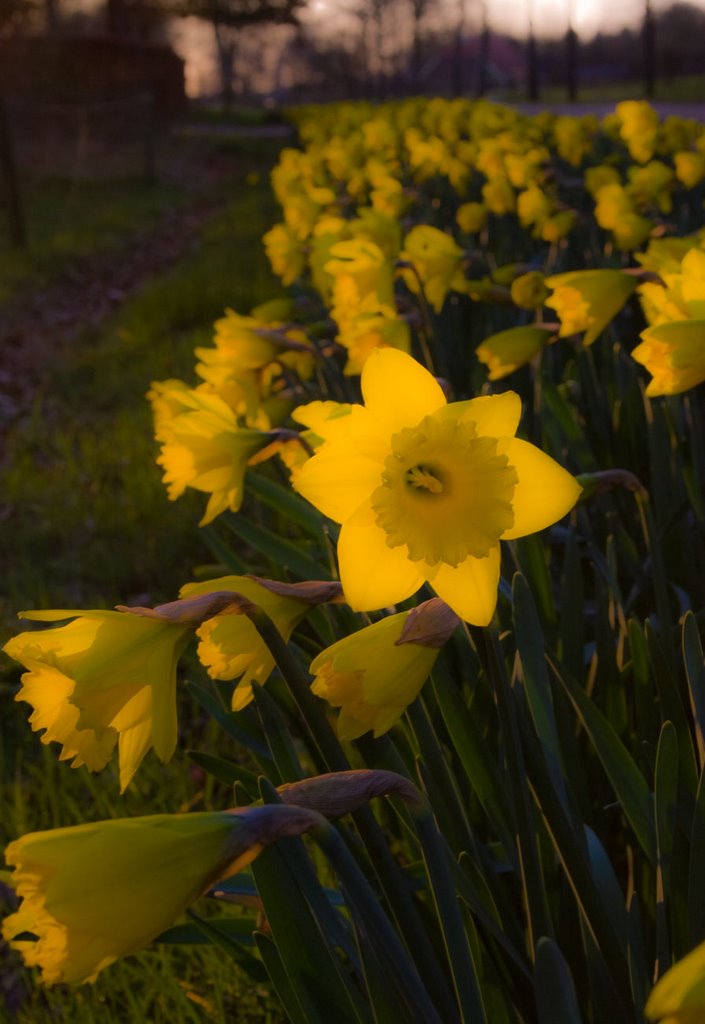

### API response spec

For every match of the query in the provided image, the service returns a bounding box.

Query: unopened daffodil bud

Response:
[510,270,551,310]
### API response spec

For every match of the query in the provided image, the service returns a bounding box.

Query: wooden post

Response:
[0,95,27,250]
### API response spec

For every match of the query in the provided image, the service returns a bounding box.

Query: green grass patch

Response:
[498,71,705,104]
[0,177,282,637]
[0,175,189,300]
[1,155,288,1021]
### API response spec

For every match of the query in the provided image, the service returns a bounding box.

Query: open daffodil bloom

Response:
[294,349,581,624]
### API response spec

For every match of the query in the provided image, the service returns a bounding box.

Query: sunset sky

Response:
[164,0,677,96]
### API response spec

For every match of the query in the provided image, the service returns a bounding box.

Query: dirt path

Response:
[0,143,268,442]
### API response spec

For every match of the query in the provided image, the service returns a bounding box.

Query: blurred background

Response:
[1,0,704,115]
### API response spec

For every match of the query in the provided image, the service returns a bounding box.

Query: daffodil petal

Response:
[338,521,424,610]
[361,349,446,433]
[500,437,582,540]
[295,439,383,523]
[449,391,522,437]
[429,547,500,625]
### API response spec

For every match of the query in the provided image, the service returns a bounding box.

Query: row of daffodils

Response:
[4,97,705,1022]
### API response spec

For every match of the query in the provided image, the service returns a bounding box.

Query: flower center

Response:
[371,412,517,567]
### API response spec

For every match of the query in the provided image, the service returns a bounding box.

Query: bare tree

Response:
[408,0,435,93]
[183,0,306,105]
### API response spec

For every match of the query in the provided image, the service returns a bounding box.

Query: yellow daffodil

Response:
[627,160,674,215]
[325,239,396,319]
[262,223,306,286]
[615,100,660,164]
[594,183,653,251]
[147,384,274,526]
[517,186,553,236]
[632,319,705,395]
[294,349,580,624]
[645,937,705,1022]
[336,299,411,375]
[553,114,598,166]
[3,608,193,791]
[310,599,459,739]
[545,269,638,345]
[400,225,466,313]
[675,150,705,189]
[3,805,321,985]
[584,164,621,198]
[349,208,402,260]
[182,576,341,710]
[456,202,488,235]
[481,176,517,216]
[476,326,555,380]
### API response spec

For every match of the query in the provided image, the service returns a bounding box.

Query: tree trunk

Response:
[0,95,27,250]
[214,23,236,109]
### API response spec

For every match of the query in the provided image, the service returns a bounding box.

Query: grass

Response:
[1,142,289,1020]
[0,175,189,301]
[497,72,705,105]
[0,167,283,636]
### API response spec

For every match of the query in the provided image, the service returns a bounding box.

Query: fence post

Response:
[0,94,27,249]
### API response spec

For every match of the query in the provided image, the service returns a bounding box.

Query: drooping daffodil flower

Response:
[2,804,322,985]
[310,598,459,740]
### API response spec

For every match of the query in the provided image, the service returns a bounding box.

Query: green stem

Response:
[242,602,458,1018]
[313,821,446,1024]
[412,805,487,1023]
[474,627,553,960]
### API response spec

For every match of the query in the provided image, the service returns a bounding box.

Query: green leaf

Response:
[654,722,679,975]
[222,508,332,580]
[534,937,582,1024]
[251,682,305,783]
[186,750,260,795]
[551,659,657,865]
[255,933,312,1024]
[186,679,272,761]
[559,531,585,683]
[655,721,679,884]
[430,668,516,864]
[251,839,368,1024]
[351,919,418,1024]
[246,469,330,537]
[646,622,698,795]
[682,611,705,769]
[688,765,705,946]
[512,573,568,811]
[413,803,487,1023]
[627,894,649,1018]
[200,523,250,573]
[156,917,256,945]
[185,910,268,982]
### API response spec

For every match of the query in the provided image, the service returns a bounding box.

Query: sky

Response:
[166,0,676,96]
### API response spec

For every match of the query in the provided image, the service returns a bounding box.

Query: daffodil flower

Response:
[310,598,459,739]
[2,805,322,985]
[294,349,581,624]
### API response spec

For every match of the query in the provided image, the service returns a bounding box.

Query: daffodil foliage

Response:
[5,96,705,1024]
